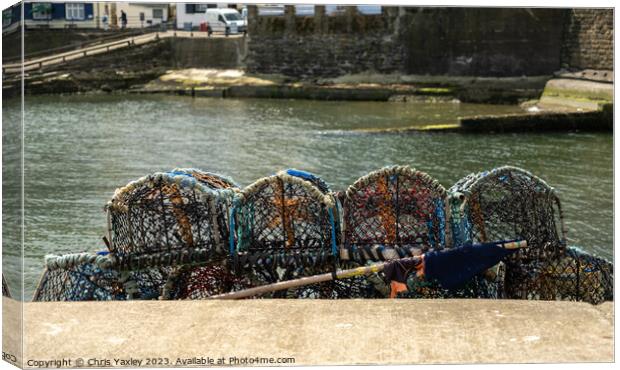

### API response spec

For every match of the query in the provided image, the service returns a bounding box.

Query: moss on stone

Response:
[417,87,454,95]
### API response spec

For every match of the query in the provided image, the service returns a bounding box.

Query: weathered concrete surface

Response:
[2,298,22,368]
[539,78,614,111]
[3,297,613,367]
[136,69,550,104]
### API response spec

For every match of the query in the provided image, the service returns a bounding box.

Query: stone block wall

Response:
[561,9,613,70]
[246,6,572,78]
[398,8,567,77]
[245,6,402,78]
[246,34,404,78]
[171,38,246,69]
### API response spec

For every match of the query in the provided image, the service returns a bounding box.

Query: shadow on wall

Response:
[400,8,567,76]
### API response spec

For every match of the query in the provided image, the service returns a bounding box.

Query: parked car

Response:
[205,8,246,36]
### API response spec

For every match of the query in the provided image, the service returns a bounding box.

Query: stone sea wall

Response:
[171,37,246,69]
[561,9,614,70]
[5,36,248,97]
[246,6,613,79]
[398,8,566,77]
[245,7,403,78]
[3,39,173,97]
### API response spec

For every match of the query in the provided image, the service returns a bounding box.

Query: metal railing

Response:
[2,32,161,74]
[2,29,245,75]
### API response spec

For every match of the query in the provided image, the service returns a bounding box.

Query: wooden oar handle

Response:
[208,242,525,300]
[501,240,528,250]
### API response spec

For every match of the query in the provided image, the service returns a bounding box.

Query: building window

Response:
[66,3,85,20]
[197,4,216,12]
[32,3,52,20]
[152,8,163,19]
[186,4,217,13]
[3,9,12,27]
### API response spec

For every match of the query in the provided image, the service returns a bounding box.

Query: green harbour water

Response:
[2,95,613,300]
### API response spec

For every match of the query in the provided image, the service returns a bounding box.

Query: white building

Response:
[20,2,100,29]
[113,2,169,28]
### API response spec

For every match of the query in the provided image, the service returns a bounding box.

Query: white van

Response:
[205,8,246,36]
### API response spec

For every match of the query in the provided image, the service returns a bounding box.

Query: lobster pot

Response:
[171,168,238,191]
[31,253,182,301]
[106,169,238,270]
[337,166,449,299]
[32,260,123,302]
[449,166,570,300]
[2,274,11,298]
[504,247,613,305]
[123,267,174,300]
[449,166,566,263]
[231,170,341,296]
[343,166,448,262]
[164,263,252,300]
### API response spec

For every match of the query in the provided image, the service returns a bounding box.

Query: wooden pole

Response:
[208,261,391,300]
[208,240,527,300]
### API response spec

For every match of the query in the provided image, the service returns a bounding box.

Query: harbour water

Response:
[2,95,613,299]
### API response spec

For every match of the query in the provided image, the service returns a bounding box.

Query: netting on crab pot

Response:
[277,261,386,299]
[336,166,451,299]
[163,263,253,300]
[449,166,566,263]
[106,169,238,271]
[503,246,613,304]
[448,166,569,300]
[32,253,181,301]
[342,165,449,262]
[230,170,344,297]
[32,253,125,301]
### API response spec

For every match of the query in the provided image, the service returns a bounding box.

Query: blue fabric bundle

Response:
[424,241,520,289]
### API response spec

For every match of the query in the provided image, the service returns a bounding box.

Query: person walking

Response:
[120,10,127,29]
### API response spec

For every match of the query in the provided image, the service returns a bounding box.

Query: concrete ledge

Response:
[225,85,396,101]
[460,108,612,133]
[3,298,613,367]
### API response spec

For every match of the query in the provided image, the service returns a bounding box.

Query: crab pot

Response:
[230,170,343,297]
[106,169,238,270]
[342,165,449,262]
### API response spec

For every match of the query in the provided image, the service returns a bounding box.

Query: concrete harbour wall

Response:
[2,298,614,367]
